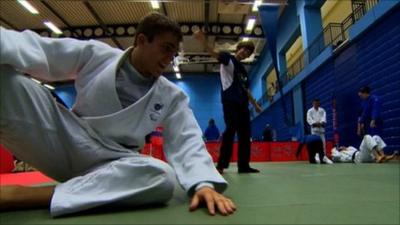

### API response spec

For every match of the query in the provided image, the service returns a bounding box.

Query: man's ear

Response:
[136,33,147,46]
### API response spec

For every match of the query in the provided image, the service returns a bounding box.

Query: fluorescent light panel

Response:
[246,18,256,32]
[150,1,160,9]
[43,21,63,34]
[17,0,39,14]
[242,37,249,42]
[252,0,262,12]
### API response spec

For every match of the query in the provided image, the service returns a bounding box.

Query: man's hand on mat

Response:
[189,186,236,216]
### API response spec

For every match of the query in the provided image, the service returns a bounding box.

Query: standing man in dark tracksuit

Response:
[194,30,262,174]
[357,86,383,136]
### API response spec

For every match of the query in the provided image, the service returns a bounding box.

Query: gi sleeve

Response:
[161,91,227,196]
[306,109,315,126]
[0,27,115,81]
[330,148,341,162]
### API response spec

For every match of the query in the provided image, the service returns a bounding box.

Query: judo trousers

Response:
[218,102,251,170]
[355,135,386,163]
[0,65,175,217]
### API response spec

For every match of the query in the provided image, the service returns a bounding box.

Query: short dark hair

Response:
[313,98,320,102]
[236,41,255,54]
[134,12,183,46]
[209,119,215,125]
[359,86,371,94]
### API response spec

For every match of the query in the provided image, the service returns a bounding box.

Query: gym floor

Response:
[1,161,399,225]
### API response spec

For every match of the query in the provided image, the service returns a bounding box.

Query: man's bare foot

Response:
[376,155,385,163]
[384,155,395,162]
[381,152,398,162]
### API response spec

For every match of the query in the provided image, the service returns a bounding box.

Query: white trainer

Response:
[323,156,334,164]
[315,153,321,164]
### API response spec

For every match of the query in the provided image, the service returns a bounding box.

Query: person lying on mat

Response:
[0,12,235,217]
[331,135,397,163]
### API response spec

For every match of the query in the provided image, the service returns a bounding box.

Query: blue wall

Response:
[251,3,400,153]
[249,1,300,102]
[169,74,224,133]
[304,6,400,153]
[251,93,294,141]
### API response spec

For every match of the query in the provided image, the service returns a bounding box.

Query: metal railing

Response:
[264,0,379,102]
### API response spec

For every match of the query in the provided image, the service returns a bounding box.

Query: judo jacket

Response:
[0,27,227,195]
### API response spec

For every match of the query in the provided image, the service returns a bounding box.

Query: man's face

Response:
[313,101,320,109]
[236,47,252,61]
[358,92,369,100]
[134,32,179,79]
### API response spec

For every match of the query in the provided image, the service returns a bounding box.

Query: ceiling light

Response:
[242,37,249,42]
[252,0,262,12]
[150,1,160,9]
[246,18,256,32]
[176,73,181,79]
[43,21,63,35]
[17,0,39,14]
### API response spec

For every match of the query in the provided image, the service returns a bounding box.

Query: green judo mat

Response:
[1,162,399,225]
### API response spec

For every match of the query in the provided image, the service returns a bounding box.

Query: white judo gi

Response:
[331,135,387,163]
[306,106,327,151]
[0,28,227,216]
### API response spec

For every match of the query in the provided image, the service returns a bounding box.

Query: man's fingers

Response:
[223,201,234,214]
[189,195,199,211]
[204,193,216,215]
[215,198,228,215]
[226,198,237,212]
[191,188,236,216]
[219,198,236,215]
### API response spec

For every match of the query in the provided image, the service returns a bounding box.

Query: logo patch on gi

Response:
[150,113,158,121]
[154,103,163,111]
[149,102,164,122]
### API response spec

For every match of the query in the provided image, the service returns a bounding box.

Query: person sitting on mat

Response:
[204,118,221,141]
[0,12,235,217]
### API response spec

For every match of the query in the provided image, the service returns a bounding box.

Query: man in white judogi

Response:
[306,99,333,164]
[0,13,236,217]
[331,135,397,163]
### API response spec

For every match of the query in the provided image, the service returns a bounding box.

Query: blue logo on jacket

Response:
[149,102,164,121]
[154,103,163,111]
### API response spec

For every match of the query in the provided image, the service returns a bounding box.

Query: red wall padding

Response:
[0,144,14,173]
[0,141,333,173]
[141,141,333,163]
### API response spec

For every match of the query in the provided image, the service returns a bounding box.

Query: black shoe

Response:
[238,167,260,173]
[216,167,224,174]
